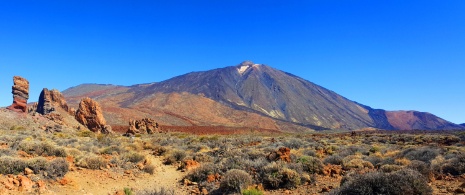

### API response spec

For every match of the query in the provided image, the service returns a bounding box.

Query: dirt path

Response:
[46,155,188,195]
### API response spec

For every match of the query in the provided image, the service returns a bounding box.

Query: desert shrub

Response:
[380,164,402,173]
[79,155,108,170]
[0,156,27,174]
[401,147,439,164]
[323,155,343,165]
[27,157,49,174]
[77,130,94,137]
[279,168,301,189]
[330,169,432,195]
[296,156,323,174]
[286,163,304,174]
[302,149,317,157]
[100,145,124,155]
[19,141,67,157]
[220,169,252,193]
[0,148,15,156]
[260,162,283,189]
[139,187,175,195]
[143,164,156,175]
[363,156,383,168]
[46,158,69,179]
[242,188,264,195]
[10,125,26,130]
[219,157,247,171]
[407,160,431,179]
[283,138,304,149]
[152,146,167,156]
[247,149,266,160]
[186,163,220,182]
[164,150,186,165]
[192,153,213,163]
[123,152,145,163]
[343,159,374,170]
[338,145,369,157]
[441,154,465,176]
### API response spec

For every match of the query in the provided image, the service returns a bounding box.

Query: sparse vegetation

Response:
[1,119,465,194]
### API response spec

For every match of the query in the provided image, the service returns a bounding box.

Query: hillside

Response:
[63,61,462,131]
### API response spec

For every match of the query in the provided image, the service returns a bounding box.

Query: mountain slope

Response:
[63,61,462,131]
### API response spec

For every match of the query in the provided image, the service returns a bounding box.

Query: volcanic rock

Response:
[267,147,291,163]
[126,118,159,135]
[75,97,109,133]
[7,76,29,112]
[37,88,70,115]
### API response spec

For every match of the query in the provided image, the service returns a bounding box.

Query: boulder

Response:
[37,88,70,115]
[125,118,159,135]
[7,76,29,112]
[267,147,291,163]
[75,97,109,133]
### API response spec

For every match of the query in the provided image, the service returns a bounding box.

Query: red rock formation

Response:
[125,118,159,135]
[37,88,70,115]
[267,147,291,163]
[7,76,29,112]
[75,97,109,133]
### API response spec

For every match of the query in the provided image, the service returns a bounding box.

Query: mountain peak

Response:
[237,61,261,74]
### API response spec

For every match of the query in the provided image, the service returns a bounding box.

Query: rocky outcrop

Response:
[267,147,291,163]
[7,76,29,112]
[37,88,70,115]
[126,118,159,135]
[75,97,110,133]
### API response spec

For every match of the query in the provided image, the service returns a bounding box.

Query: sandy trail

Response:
[46,155,188,195]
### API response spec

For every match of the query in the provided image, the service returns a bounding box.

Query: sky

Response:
[0,0,464,124]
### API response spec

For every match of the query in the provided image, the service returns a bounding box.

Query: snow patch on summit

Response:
[237,64,260,75]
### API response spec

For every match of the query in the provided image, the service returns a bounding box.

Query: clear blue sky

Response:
[1,0,464,123]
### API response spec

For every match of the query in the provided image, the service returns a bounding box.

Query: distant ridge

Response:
[62,61,462,132]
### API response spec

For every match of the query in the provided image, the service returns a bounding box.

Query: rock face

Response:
[37,88,70,115]
[126,118,159,135]
[75,97,109,133]
[7,76,29,112]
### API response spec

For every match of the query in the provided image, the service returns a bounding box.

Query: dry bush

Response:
[331,169,432,195]
[185,163,220,182]
[46,158,69,179]
[279,168,301,189]
[219,169,252,193]
[78,155,108,170]
[0,156,27,174]
[143,164,156,175]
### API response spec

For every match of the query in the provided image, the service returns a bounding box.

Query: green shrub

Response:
[297,156,323,174]
[220,169,253,193]
[279,168,301,189]
[260,162,283,189]
[242,188,264,195]
[124,187,134,195]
